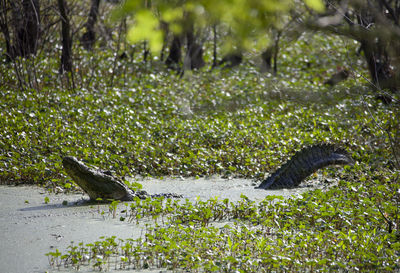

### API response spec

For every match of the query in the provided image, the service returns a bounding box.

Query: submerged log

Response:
[256,144,354,189]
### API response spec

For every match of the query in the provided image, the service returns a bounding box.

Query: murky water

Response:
[0,175,334,273]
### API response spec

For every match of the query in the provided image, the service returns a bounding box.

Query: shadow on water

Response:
[19,198,105,212]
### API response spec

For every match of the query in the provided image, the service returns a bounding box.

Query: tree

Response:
[164,16,205,71]
[0,0,13,60]
[81,0,101,50]
[116,0,312,65]
[306,0,400,92]
[58,0,73,74]
[182,15,205,71]
[15,0,40,57]
[165,34,182,68]
[117,0,400,92]
[0,0,40,59]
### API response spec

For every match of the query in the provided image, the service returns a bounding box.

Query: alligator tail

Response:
[256,144,354,189]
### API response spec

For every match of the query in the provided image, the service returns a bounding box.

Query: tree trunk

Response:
[360,40,397,91]
[184,26,205,70]
[0,0,14,60]
[260,47,273,72]
[80,0,101,50]
[165,34,182,68]
[5,0,40,58]
[212,24,217,68]
[261,31,281,74]
[19,0,40,56]
[217,52,242,68]
[58,0,73,73]
[356,14,398,91]
[306,1,400,92]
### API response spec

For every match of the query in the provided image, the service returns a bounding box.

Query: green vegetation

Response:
[46,178,400,271]
[119,0,313,54]
[1,33,395,186]
[1,23,399,272]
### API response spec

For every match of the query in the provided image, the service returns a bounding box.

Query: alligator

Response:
[63,144,354,200]
[256,144,354,189]
[62,156,182,201]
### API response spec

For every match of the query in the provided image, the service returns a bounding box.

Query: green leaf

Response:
[127,10,163,53]
[304,0,325,12]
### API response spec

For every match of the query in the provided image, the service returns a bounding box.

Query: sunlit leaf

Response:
[127,10,163,53]
[304,0,325,12]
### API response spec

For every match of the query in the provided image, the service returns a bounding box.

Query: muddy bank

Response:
[0,176,327,273]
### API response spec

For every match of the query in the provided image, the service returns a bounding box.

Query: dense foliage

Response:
[0,32,397,186]
[1,11,400,271]
[47,177,400,271]
[118,0,313,53]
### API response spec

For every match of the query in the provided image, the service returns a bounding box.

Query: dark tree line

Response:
[80,0,101,50]
[0,0,40,60]
[308,0,400,92]
[0,0,399,94]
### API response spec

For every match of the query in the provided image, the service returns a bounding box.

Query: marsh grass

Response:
[1,29,399,271]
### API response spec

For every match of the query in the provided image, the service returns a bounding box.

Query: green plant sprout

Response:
[108,200,120,219]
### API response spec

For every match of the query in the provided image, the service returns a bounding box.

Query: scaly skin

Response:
[62,156,137,201]
[256,144,354,189]
[62,156,182,201]
[63,144,354,198]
